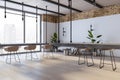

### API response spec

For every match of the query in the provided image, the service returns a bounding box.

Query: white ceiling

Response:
[2,0,120,15]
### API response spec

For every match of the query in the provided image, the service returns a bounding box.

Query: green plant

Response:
[87,25,102,43]
[51,32,57,43]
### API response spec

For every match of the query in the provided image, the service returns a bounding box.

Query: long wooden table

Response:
[1,43,120,49]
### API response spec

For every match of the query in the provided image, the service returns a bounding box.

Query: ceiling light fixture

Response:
[4,0,6,18]
[22,2,24,21]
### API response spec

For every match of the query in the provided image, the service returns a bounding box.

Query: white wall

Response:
[42,22,56,43]
[60,14,120,43]
[59,14,120,56]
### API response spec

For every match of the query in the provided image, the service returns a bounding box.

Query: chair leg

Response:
[6,52,12,64]
[31,51,33,61]
[35,53,39,59]
[25,52,28,60]
[78,50,85,65]
[14,53,17,62]
[6,53,9,64]
[110,50,117,71]
[30,51,39,60]
[99,50,105,69]
[15,52,21,63]
[86,52,94,67]
[51,51,54,58]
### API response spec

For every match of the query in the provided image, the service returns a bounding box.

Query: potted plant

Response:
[51,32,57,43]
[87,25,102,43]
[51,32,58,52]
[87,25,102,56]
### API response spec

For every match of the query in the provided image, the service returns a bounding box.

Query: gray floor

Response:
[0,52,120,80]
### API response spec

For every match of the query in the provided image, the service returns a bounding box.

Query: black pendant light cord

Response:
[22,2,24,21]
[58,0,60,43]
[36,6,38,22]
[46,6,48,43]
[4,0,6,18]
[36,6,38,43]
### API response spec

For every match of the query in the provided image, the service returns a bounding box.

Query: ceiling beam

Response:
[43,0,82,12]
[84,0,103,8]
[2,0,65,16]
[0,5,41,15]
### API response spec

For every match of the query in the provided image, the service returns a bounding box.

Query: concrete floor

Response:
[0,52,120,80]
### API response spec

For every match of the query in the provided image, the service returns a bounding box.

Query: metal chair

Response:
[4,46,20,64]
[41,44,53,57]
[99,48,116,71]
[78,48,94,67]
[24,45,38,60]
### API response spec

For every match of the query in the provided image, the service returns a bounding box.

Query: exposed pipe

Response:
[46,6,48,43]
[84,0,103,8]
[43,0,82,12]
[69,0,72,43]
[58,0,60,43]
[1,0,65,16]
[36,6,38,43]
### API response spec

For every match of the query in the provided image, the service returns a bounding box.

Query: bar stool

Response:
[99,48,116,71]
[24,45,38,60]
[4,46,20,64]
[78,48,94,67]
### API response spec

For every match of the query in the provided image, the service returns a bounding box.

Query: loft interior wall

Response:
[58,4,120,43]
[60,14,120,43]
[41,15,57,43]
[41,22,56,43]
[59,13,120,57]
[57,4,120,57]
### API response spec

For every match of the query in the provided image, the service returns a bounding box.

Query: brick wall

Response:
[42,4,120,23]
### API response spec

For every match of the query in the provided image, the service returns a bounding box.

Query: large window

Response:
[0,8,41,51]
[25,13,37,43]
[0,9,23,43]
[0,8,41,44]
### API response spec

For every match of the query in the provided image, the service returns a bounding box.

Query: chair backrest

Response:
[26,45,36,50]
[44,45,52,49]
[4,46,19,52]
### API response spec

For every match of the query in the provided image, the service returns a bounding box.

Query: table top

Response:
[1,43,120,49]
[51,43,120,49]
